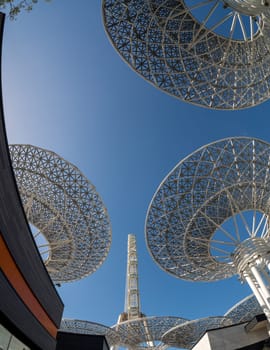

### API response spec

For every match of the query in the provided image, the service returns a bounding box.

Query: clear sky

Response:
[2,0,269,330]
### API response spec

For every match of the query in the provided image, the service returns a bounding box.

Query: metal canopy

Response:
[111,316,188,349]
[224,294,263,323]
[146,137,270,281]
[103,0,270,110]
[9,144,112,283]
[162,317,232,348]
[60,319,120,347]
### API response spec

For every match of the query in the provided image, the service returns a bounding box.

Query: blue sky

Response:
[2,0,269,328]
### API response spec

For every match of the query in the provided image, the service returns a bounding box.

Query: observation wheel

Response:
[111,316,188,349]
[103,0,270,109]
[161,317,232,348]
[60,319,120,347]
[146,137,270,321]
[224,294,263,323]
[9,144,111,283]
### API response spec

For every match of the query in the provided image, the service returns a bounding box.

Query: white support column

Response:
[250,265,270,305]
[233,238,270,324]
[244,269,270,324]
[244,274,268,310]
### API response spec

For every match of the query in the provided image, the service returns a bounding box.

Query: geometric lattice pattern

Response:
[161,317,233,348]
[9,144,112,283]
[146,137,270,282]
[61,315,239,350]
[111,316,188,349]
[224,294,263,323]
[113,235,188,350]
[103,0,270,110]
[60,319,120,347]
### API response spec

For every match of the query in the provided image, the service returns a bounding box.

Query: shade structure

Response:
[162,317,232,349]
[111,316,188,349]
[60,319,120,347]
[103,0,270,110]
[146,137,270,281]
[224,294,263,323]
[9,144,112,283]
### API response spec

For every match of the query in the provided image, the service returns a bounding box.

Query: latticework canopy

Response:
[146,137,270,281]
[225,294,263,323]
[60,319,120,347]
[9,144,112,283]
[111,316,188,349]
[103,0,270,110]
[162,317,232,348]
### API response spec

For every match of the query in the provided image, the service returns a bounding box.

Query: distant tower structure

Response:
[60,234,187,349]
[112,234,187,349]
[118,234,143,323]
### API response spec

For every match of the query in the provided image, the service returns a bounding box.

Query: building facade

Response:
[0,13,64,350]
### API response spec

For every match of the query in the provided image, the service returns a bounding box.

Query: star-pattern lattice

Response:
[111,316,188,349]
[162,317,233,348]
[60,319,120,347]
[103,0,270,109]
[224,294,263,323]
[9,144,112,283]
[146,137,270,281]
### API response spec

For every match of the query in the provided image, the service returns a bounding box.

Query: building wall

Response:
[193,321,269,350]
[0,13,64,350]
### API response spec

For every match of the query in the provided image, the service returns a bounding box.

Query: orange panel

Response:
[0,234,58,338]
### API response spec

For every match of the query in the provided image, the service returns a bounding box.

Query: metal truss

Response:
[111,316,188,349]
[103,0,270,110]
[161,317,232,348]
[146,137,270,281]
[146,136,270,322]
[224,294,263,323]
[112,234,189,349]
[60,319,120,347]
[9,144,112,283]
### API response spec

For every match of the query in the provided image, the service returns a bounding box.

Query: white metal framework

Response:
[224,294,263,323]
[60,319,120,347]
[125,234,142,320]
[61,234,237,350]
[112,316,188,349]
[161,317,232,348]
[103,0,270,110]
[9,144,112,284]
[146,137,270,322]
[114,234,187,349]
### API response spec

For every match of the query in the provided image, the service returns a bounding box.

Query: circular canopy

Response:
[9,144,112,283]
[162,317,232,348]
[103,0,270,110]
[224,294,263,323]
[111,316,188,348]
[146,137,270,281]
[60,319,120,347]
